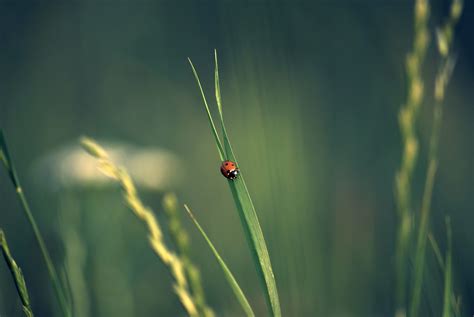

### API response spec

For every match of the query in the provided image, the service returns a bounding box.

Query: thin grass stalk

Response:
[0,230,34,317]
[184,205,255,317]
[409,1,462,315]
[80,137,198,317]
[428,232,461,317]
[163,193,214,317]
[428,233,445,271]
[0,130,71,317]
[410,160,437,317]
[441,217,453,317]
[394,1,430,314]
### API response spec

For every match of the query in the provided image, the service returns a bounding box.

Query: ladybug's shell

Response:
[220,160,239,179]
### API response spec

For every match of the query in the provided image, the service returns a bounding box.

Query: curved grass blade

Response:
[184,205,255,317]
[0,230,34,317]
[189,52,282,317]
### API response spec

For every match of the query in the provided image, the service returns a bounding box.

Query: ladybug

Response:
[220,160,239,180]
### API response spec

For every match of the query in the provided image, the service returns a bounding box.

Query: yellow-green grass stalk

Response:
[0,230,34,317]
[184,205,255,317]
[163,193,214,317]
[409,1,462,316]
[0,130,71,317]
[188,50,281,317]
[394,0,430,315]
[80,137,199,317]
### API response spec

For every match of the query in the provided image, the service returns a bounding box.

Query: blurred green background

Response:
[1,1,473,316]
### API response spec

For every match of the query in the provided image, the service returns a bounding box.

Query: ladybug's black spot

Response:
[225,163,229,166]
[228,169,239,180]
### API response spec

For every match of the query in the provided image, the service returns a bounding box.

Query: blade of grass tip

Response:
[0,130,71,317]
[0,230,34,317]
[442,217,453,317]
[213,51,281,317]
[188,58,225,161]
[184,205,255,317]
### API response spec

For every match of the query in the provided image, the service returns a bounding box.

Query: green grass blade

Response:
[189,52,282,317]
[184,205,255,317]
[214,49,223,122]
[214,50,281,317]
[410,160,438,317]
[0,129,71,317]
[163,193,214,317]
[429,228,461,317]
[442,217,453,317]
[188,58,225,161]
[0,230,34,317]
[226,175,281,317]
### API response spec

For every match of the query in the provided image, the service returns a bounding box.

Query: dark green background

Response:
[1,1,473,316]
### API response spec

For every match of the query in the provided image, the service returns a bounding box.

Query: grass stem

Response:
[0,130,71,317]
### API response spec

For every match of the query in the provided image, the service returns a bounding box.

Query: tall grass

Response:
[409,0,462,315]
[393,0,462,315]
[394,1,430,315]
[0,229,34,317]
[184,205,255,317]
[0,130,72,317]
[163,193,214,317]
[188,50,282,317]
[441,217,453,317]
[81,137,199,317]
[427,218,460,317]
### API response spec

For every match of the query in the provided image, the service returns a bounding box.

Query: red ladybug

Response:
[220,160,239,180]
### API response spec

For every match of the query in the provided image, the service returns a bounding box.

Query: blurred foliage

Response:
[0,1,473,316]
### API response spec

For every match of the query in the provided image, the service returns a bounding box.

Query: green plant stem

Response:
[163,193,214,317]
[19,188,70,314]
[409,159,437,317]
[185,205,255,317]
[410,0,461,313]
[0,131,71,317]
[429,232,461,317]
[81,137,198,316]
[441,217,453,317]
[394,1,430,315]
